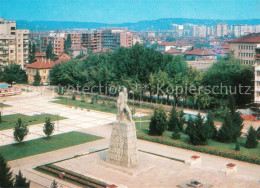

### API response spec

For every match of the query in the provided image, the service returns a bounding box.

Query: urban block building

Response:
[228,33,260,103]
[0,18,29,69]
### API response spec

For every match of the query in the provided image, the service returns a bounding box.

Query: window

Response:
[11,32,15,35]
[11,27,15,30]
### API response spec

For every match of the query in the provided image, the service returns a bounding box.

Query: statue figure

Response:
[116,87,133,122]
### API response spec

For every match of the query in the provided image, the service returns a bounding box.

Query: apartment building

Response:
[216,23,228,37]
[228,33,260,103]
[81,30,102,51]
[0,18,29,68]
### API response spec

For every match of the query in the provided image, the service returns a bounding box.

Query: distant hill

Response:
[17,18,260,32]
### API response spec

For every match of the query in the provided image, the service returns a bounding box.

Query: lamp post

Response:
[0,97,6,116]
[56,113,60,131]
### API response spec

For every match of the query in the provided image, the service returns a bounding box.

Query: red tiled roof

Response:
[164,49,181,54]
[229,33,260,43]
[184,48,217,56]
[27,59,56,69]
[35,52,46,57]
[158,41,176,46]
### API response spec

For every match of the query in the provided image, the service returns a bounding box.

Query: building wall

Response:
[53,37,64,55]
[229,42,257,65]
[27,68,50,84]
[0,18,29,69]
[120,32,133,47]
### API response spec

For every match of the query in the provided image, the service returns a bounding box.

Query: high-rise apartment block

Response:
[0,18,29,68]
[216,23,228,37]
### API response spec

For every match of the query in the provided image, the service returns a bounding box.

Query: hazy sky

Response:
[0,0,259,23]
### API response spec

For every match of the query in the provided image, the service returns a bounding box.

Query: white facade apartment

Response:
[0,18,29,69]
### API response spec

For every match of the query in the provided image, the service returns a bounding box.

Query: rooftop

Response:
[27,59,56,69]
[184,48,216,56]
[229,33,260,43]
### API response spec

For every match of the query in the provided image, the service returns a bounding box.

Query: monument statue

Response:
[116,87,133,123]
[106,87,139,168]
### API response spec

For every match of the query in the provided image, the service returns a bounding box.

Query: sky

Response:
[0,0,259,23]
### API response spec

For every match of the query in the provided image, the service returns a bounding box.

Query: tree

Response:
[235,140,240,151]
[0,152,14,187]
[204,111,217,139]
[217,96,243,143]
[172,124,181,140]
[64,34,72,54]
[33,70,41,86]
[185,115,194,135]
[14,170,30,187]
[0,111,2,124]
[217,113,233,143]
[72,93,76,100]
[186,113,208,145]
[245,126,258,148]
[2,64,27,86]
[46,41,54,59]
[257,127,260,140]
[43,117,55,139]
[168,106,179,131]
[81,94,85,102]
[29,42,36,64]
[13,118,29,145]
[178,110,185,132]
[149,106,168,136]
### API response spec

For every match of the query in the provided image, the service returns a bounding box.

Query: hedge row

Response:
[137,132,260,165]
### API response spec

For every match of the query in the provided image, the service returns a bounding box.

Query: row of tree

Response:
[148,96,258,148]
[0,153,30,187]
[50,44,254,112]
[13,117,55,145]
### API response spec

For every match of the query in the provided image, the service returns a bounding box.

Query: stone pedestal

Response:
[106,121,139,168]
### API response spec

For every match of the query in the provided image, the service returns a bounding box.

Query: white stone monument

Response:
[106,87,139,167]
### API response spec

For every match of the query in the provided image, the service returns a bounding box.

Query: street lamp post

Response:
[56,113,60,131]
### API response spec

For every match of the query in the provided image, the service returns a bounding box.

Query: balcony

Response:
[0,43,8,46]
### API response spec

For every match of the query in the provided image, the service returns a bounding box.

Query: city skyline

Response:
[1,0,260,23]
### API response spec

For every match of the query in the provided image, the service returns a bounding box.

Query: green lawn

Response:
[0,103,11,108]
[0,131,102,161]
[52,97,153,114]
[136,121,260,158]
[0,113,67,131]
[52,97,118,114]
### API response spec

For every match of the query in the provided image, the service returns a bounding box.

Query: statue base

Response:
[106,121,139,168]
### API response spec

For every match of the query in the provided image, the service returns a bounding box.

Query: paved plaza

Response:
[1,87,260,188]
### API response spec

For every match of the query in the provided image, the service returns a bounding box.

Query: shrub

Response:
[245,126,258,148]
[13,118,29,145]
[149,106,167,136]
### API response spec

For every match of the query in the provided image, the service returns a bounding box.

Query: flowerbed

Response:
[137,132,260,165]
[36,164,108,188]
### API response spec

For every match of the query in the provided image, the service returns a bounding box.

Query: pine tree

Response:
[33,70,41,86]
[46,41,54,60]
[149,106,168,136]
[204,111,217,139]
[13,118,29,145]
[14,170,30,187]
[178,110,185,132]
[168,106,179,131]
[217,113,233,143]
[245,126,258,148]
[257,127,260,140]
[43,117,55,139]
[235,140,240,151]
[172,124,181,140]
[217,95,243,143]
[0,152,14,187]
[185,115,194,135]
[64,34,72,54]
